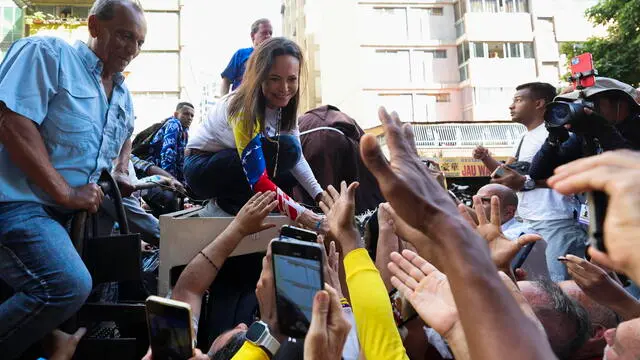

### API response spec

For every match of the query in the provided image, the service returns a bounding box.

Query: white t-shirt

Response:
[513,123,577,221]
[187,94,323,198]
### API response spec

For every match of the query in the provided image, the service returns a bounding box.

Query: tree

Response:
[560,0,640,87]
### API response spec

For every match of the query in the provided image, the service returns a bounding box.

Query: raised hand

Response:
[560,254,640,320]
[318,235,344,298]
[230,191,278,237]
[387,250,469,360]
[319,181,361,255]
[304,285,351,360]
[360,108,458,239]
[458,195,540,273]
[548,150,640,283]
[472,145,490,160]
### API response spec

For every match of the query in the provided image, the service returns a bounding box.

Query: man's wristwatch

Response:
[523,175,535,191]
[245,321,280,357]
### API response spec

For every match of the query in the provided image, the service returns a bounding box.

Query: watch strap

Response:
[260,332,280,357]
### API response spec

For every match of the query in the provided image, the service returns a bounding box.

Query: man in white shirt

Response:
[476,184,549,280]
[473,82,587,281]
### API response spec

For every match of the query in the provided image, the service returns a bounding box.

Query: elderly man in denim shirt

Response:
[0,1,146,358]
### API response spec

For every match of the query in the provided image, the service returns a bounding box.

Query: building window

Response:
[435,93,451,102]
[523,42,535,58]
[465,41,534,59]
[469,0,528,13]
[507,43,521,58]
[459,64,469,81]
[0,6,23,55]
[487,42,504,58]
[454,0,467,21]
[471,42,485,57]
[429,7,444,16]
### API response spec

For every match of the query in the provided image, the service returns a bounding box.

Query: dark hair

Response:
[176,102,194,111]
[363,208,379,261]
[516,82,557,105]
[227,37,304,137]
[211,330,247,360]
[251,18,271,36]
[89,0,143,21]
[535,280,591,360]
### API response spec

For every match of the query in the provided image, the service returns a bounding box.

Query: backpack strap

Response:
[514,136,525,161]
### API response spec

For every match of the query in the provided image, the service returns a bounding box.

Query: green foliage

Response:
[559,0,640,87]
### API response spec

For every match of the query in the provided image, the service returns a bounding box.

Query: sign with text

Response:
[438,157,509,178]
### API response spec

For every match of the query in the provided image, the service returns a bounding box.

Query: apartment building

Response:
[282,0,602,175]
[7,0,183,132]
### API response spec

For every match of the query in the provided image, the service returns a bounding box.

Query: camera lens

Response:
[545,102,571,127]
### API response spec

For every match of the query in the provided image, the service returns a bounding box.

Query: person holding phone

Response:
[185,37,329,232]
[473,82,586,282]
[143,191,279,360]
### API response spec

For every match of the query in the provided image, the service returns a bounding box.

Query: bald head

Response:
[477,184,518,223]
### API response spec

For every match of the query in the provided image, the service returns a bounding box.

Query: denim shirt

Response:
[0,37,134,205]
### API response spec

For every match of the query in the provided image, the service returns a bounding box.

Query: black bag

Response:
[507,136,531,175]
[131,119,167,158]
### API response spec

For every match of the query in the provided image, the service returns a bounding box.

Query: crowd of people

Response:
[1,0,640,359]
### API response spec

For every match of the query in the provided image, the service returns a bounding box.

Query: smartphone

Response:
[145,296,195,360]
[279,225,318,243]
[570,53,596,88]
[511,242,536,271]
[271,239,324,338]
[389,289,418,327]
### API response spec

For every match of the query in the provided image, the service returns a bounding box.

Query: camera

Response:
[543,99,594,129]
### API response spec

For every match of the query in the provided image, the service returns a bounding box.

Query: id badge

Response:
[579,203,590,226]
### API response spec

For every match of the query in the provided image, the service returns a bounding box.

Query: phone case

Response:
[570,53,596,88]
[145,296,195,359]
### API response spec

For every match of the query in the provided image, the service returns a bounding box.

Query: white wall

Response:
[463,12,533,42]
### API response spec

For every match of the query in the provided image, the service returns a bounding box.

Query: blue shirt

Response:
[146,117,188,182]
[221,47,253,91]
[0,37,134,205]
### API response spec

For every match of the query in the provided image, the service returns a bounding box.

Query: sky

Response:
[180,0,283,103]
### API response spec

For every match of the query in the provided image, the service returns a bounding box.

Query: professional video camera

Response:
[543,53,610,252]
[543,53,599,136]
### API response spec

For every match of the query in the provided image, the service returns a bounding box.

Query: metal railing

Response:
[378,122,526,149]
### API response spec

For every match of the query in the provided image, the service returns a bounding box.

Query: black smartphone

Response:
[279,225,318,243]
[389,288,418,327]
[511,242,536,271]
[145,296,195,360]
[271,239,324,338]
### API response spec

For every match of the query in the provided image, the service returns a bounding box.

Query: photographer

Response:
[530,77,640,180]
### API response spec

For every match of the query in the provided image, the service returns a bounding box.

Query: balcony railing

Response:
[378,122,526,149]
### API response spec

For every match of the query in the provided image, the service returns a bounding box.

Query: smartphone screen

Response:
[280,225,318,243]
[272,240,323,338]
[146,297,194,360]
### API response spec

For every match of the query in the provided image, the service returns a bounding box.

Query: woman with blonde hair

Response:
[185,37,328,231]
